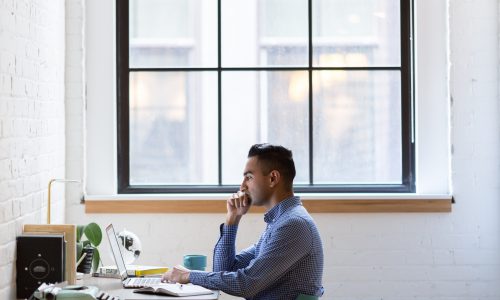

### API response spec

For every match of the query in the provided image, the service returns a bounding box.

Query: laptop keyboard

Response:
[128,277,162,287]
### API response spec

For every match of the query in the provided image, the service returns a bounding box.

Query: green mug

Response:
[183,254,207,271]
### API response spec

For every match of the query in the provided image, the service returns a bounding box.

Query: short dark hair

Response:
[247,143,296,187]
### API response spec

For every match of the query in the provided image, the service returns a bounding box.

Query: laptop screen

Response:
[105,224,128,280]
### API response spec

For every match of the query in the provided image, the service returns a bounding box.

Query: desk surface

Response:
[80,276,219,300]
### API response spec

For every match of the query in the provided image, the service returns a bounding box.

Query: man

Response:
[163,144,324,299]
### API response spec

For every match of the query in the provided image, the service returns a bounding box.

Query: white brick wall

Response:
[0,0,65,299]
[61,0,496,299]
[65,1,500,300]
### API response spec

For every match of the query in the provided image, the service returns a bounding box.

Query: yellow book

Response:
[134,266,169,276]
[99,265,168,277]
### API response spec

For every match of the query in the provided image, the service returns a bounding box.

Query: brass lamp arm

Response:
[47,179,80,224]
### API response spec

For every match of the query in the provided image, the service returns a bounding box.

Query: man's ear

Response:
[269,170,281,188]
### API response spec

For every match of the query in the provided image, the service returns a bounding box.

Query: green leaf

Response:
[92,248,101,273]
[84,222,102,247]
[76,242,83,262]
[83,240,90,247]
[76,225,85,242]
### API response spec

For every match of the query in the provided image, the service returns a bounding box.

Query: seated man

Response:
[163,144,324,299]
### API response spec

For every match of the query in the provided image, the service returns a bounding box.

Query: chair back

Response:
[296,294,319,300]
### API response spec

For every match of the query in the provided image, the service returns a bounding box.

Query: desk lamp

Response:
[47,179,80,224]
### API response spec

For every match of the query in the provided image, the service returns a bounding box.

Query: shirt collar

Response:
[264,196,301,224]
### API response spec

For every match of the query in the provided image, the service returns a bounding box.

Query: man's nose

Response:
[240,181,247,192]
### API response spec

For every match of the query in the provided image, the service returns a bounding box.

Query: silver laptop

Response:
[105,223,162,288]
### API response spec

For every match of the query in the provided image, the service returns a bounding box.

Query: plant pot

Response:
[77,247,95,274]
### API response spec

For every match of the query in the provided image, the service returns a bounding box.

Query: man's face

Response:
[240,156,272,206]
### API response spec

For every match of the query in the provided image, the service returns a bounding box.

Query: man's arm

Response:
[163,191,253,282]
[213,191,254,271]
[213,224,256,272]
[189,217,313,298]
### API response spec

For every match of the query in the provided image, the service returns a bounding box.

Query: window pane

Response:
[120,0,410,192]
[313,0,400,67]
[129,71,218,184]
[129,0,217,67]
[222,0,308,67]
[313,71,402,183]
[221,71,309,184]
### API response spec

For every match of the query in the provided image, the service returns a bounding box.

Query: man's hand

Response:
[226,191,251,226]
[161,265,191,284]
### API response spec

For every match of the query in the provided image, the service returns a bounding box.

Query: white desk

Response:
[80,276,219,300]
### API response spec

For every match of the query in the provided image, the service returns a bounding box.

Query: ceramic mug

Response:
[183,254,207,271]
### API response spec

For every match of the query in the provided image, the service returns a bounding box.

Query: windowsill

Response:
[84,1,452,214]
[84,194,453,213]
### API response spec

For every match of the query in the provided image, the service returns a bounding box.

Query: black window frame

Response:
[116,0,415,194]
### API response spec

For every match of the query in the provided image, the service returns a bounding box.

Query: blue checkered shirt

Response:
[189,196,324,299]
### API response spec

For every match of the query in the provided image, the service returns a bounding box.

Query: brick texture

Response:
[0,0,65,298]
[0,0,497,299]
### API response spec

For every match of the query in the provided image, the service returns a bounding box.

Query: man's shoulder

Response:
[271,209,319,249]
[277,206,315,230]
[284,203,313,219]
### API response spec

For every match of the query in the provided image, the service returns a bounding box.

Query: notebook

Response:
[134,283,213,297]
[105,223,163,288]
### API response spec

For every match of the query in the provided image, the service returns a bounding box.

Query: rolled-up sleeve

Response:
[190,218,312,298]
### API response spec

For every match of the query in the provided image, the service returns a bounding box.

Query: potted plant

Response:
[76,222,102,274]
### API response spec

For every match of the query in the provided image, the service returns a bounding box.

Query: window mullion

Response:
[217,0,222,185]
[308,0,313,185]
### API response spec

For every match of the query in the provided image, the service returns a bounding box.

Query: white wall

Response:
[64,0,86,210]
[0,0,66,298]
[68,0,500,300]
[65,0,500,300]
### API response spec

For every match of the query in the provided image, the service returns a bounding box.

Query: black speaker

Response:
[16,234,66,299]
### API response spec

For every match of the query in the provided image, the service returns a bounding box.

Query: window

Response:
[117,0,414,193]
